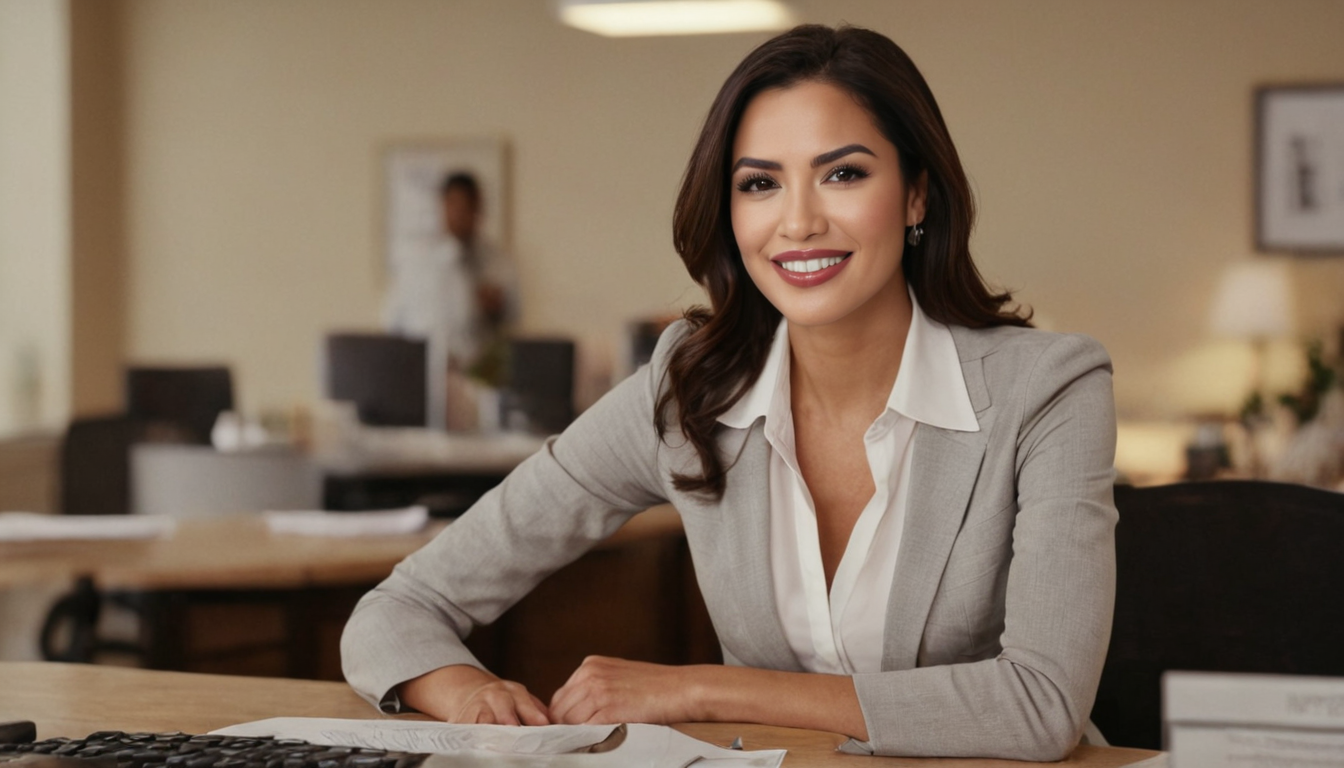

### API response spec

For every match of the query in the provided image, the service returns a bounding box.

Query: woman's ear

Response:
[907,170,929,224]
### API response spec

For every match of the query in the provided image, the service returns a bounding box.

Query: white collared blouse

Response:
[717,291,980,674]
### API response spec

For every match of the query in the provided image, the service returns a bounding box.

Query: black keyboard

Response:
[0,731,428,768]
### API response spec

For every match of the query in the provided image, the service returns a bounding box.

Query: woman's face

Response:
[729,80,925,331]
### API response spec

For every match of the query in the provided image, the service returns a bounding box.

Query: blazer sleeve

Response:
[849,332,1118,761]
[339,324,683,711]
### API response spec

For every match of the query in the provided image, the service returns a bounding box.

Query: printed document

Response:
[213,717,785,767]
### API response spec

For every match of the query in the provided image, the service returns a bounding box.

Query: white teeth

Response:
[779,255,846,273]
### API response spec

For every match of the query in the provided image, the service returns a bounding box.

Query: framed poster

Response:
[1256,85,1344,253]
[383,137,510,271]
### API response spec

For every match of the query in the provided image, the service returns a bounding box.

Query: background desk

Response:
[0,507,714,692]
[0,662,1162,767]
[0,516,440,593]
[319,431,546,514]
[126,432,548,517]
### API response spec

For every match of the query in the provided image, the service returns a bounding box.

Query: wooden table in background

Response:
[0,662,1162,767]
[0,506,713,690]
[0,516,443,592]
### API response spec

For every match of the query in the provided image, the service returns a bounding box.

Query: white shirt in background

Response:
[383,234,516,429]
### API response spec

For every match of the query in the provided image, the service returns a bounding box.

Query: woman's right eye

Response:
[735,174,777,193]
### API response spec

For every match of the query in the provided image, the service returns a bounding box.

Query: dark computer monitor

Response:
[124,366,234,445]
[503,338,575,436]
[324,333,427,427]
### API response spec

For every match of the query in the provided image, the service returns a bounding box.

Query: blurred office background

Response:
[0,1,1343,498]
[5,1,1344,735]
[4,0,1344,452]
[2,0,1342,442]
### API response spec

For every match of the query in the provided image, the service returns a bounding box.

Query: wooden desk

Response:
[0,516,443,676]
[0,517,441,592]
[0,507,713,688]
[0,506,685,592]
[0,662,1161,767]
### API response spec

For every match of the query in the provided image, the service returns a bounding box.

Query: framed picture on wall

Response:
[1256,84,1344,253]
[382,137,510,272]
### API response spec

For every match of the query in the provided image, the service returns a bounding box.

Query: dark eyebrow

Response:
[731,157,782,172]
[731,144,876,174]
[811,144,875,167]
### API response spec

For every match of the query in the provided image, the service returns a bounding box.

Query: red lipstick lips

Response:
[770,249,852,288]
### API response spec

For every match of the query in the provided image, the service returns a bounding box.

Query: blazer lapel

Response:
[715,423,803,672]
[881,353,992,671]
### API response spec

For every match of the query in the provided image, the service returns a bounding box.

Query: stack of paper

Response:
[213,717,785,767]
[263,506,429,537]
[0,512,176,542]
[1165,671,1344,767]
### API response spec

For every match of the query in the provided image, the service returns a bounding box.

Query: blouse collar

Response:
[717,289,979,433]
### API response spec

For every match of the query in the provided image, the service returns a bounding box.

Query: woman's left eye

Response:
[826,165,869,184]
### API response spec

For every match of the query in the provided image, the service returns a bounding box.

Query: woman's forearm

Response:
[549,656,868,739]
[687,664,869,741]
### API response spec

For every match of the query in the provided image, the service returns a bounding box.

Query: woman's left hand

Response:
[549,656,701,725]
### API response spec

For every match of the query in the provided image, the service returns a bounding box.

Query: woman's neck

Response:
[787,285,913,428]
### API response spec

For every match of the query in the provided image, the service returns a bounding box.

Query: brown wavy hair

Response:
[657,24,1030,498]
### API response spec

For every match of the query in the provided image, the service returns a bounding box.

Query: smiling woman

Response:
[730,83,919,329]
[342,24,1118,762]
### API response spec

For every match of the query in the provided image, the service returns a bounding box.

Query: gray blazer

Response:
[341,321,1117,761]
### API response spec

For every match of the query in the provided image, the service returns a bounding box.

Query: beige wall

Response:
[0,0,71,435]
[91,1,1344,419]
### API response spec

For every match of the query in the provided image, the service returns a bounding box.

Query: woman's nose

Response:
[779,187,827,241]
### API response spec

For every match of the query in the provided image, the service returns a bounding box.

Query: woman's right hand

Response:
[398,665,551,725]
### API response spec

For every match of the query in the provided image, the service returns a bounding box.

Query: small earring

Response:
[906,223,924,247]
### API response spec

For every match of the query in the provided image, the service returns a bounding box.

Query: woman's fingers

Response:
[399,666,550,725]
[550,656,691,725]
[462,680,552,725]
[482,690,521,725]
[549,682,596,724]
[519,691,553,726]
[550,657,607,723]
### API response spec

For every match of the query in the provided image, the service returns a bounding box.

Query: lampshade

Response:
[1208,260,1296,339]
[556,0,796,37]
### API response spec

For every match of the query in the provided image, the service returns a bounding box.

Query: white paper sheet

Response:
[1164,671,1344,768]
[0,512,176,542]
[263,506,428,537]
[212,717,785,768]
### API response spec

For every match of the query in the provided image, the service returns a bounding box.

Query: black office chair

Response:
[502,338,575,435]
[39,576,145,663]
[1090,480,1344,750]
[60,414,141,516]
[324,333,427,427]
[44,415,158,663]
[125,366,234,444]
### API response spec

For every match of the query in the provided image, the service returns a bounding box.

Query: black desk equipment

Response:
[1091,480,1344,750]
[324,333,427,427]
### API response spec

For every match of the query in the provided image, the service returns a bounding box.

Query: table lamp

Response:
[1208,259,1296,411]
[1208,260,1296,476]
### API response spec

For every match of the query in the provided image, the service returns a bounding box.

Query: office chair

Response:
[60,414,140,516]
[1090,480,1344,750]
[44,416,154,663]
[39,576,144,663]
[502,338,575,435]
[324,333,427,427]
[125,366,234,445]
